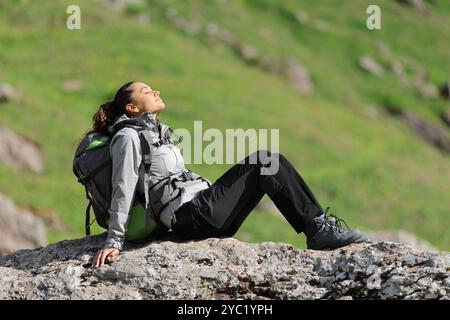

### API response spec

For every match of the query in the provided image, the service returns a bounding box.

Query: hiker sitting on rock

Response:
[79,81,367,268]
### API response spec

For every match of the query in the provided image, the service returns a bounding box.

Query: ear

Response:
[125,103,139,114]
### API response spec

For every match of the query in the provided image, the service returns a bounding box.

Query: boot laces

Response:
[319,206,350,233]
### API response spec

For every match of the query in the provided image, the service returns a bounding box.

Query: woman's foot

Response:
[305,207,368,250]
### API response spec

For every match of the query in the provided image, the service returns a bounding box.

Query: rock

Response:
[0,193,46,256]
[414,74,439,98]
[61,80,84,93]
[178,19,202,35]
[416,81,439,98]
[0,82,21,103]
[311,19,329,32]
[359,56,385,77]
[0,125,44,173]
[294,11,329,31]
[282,59,314,96]
[439,81,450,100]
[216,29,259,64]
[238,43,259,64]
[104,0,144,13]
[440,109,450,128]
[408,67,438,98]
[397,0,429,15]
[385,106,450,153]
[390,61,408,84]
[258,57,283,75]
[166,17,314,96]
[0,235,447,299]
[295,11,310,24]
[366,230,438,252]
[205,22,220,36]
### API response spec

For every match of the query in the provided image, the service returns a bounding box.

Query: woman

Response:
[92,81,367,268]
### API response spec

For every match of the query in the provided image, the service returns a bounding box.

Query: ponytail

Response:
[84,102,115,137]
[84,81,135,137]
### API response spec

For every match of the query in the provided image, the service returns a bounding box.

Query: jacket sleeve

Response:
[104,129,142,251]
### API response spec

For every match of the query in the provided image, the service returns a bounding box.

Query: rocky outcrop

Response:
[163,11,314,96]
[0,193,47,256]
[0,233,448,300]
[385,106,450,154]
[0,125,44,173]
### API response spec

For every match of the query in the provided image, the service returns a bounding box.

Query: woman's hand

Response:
[93,248,120,268]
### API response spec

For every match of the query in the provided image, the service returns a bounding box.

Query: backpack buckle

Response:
[181,171,194,181]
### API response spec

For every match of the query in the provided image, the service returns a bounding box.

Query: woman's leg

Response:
[172,150,325,239]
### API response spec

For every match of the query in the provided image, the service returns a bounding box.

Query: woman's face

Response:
[126,81,165,117]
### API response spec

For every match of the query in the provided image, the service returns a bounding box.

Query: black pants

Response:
[171,150,325,240]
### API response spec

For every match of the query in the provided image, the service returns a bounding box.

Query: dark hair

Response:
[84,81,135,137]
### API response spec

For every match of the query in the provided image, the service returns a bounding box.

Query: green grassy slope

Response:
[0,0,448,250]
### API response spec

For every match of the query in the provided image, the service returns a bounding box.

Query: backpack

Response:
[73,120,166,238]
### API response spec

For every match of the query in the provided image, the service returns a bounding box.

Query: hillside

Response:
[0,0,449,250]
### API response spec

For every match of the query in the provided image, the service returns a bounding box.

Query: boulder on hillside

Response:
[359,56,385,77]
[0,193,47,256]
[0,83,21,103]
[104,0,144,13]
[282,59,314,96]
[414,72,439,99]
[61,80,84,93]
[0,125,44,174]
[385,106,450,153]
[0,233,448,299]
[397,0,429,15]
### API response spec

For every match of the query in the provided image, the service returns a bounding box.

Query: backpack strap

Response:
[137,130,157,226]
[84,187,96,236]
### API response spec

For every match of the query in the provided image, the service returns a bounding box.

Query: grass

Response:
[0,0,448,250]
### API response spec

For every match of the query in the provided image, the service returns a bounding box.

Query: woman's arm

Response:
[93,129,142,268]
[105,129,142,250]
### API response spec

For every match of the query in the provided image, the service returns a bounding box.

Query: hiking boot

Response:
[305,207,368,250]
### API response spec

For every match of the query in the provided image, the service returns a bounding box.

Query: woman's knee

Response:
[246,149,273,165]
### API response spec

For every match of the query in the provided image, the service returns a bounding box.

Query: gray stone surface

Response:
[0,233,448,299]
[0,125,44,173]
[0,193,47,256]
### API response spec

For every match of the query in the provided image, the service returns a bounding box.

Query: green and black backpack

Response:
[73,121,167,240]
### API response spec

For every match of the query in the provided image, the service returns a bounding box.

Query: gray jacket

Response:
[104,111,211,250]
